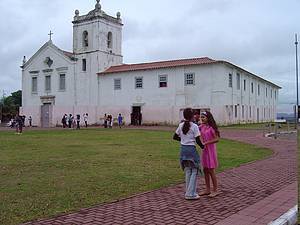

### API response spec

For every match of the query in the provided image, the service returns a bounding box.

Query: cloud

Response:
[0,0,299,113]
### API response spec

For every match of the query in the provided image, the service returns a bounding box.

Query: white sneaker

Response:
[185,194,200,200]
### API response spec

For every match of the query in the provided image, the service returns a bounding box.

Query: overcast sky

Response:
[0,0,299,113]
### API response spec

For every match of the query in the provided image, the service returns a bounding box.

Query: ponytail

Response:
[182,120,190,135]
[182,108,194,135]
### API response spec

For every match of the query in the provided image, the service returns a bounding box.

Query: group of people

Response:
[103,113,123,128]
[61,113,124,129]
[10,114,31,134]
[173,108,220,200]
[61,113,88,129]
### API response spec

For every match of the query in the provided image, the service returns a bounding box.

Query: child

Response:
[83,113,88,128]
[118,113,123,128]
[28,116,32,127]
[199,111,220,198]
[173,108,204,200]
[76,114,80,129]
[104,113,108,128]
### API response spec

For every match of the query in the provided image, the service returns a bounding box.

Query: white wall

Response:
[97,63,280,125]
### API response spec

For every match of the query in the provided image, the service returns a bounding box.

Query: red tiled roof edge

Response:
[98,57,217,75]
[61,50,76,60]
[98,57,281,88]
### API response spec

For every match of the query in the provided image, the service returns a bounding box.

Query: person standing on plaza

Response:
[199,111,220,198]
[118,113,123,128]
[76,114,80,130]
[62,114,67,128]
[108,114,113,128]
[83,113,88,128]
[15,113,23,134]
[28,116,32,127]
[193,111,200,125]
[104,113,108,128]
[173,108,204,200]
[68,114,72,128]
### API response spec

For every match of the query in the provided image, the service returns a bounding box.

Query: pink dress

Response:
[200,124,218,169]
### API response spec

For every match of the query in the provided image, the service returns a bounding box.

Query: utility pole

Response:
[0,90,5,124]
[295,34,299,129]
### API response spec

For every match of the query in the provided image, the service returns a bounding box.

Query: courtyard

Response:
[0,128,274,225]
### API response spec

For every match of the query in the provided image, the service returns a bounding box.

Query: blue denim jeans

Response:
[184,167,198,197]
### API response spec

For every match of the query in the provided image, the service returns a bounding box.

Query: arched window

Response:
[83,31,88,47]
[107,32,112,48]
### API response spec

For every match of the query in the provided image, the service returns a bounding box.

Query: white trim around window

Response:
[31,76,38,94]
[135,76,143,89]
[45,75,51,92]
[185,73,195,86]
[58,73,66,91]
[114,78,121,90]
[158,74,168,88]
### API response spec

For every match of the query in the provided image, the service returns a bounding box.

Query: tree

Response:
[0,90,22,122]
[11,90,22,106]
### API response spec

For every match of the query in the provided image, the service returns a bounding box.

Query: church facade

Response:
[20,1,280,127]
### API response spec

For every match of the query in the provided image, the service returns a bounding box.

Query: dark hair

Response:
[201,111,220,137]
[182,108,194,135]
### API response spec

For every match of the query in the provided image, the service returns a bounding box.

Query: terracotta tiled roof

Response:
[98,56,281,88]
[99,57,217,74]
[61,50,76,61]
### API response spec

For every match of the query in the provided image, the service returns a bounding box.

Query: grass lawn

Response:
[0,128,272,225]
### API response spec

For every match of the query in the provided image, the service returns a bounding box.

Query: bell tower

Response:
[72,0,123,71]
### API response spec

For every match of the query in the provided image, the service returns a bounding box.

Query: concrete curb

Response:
[264,131,297,138]
[268,205,298,225]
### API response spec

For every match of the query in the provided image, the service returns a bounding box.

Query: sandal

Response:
[208,191,219,198]
[199,191,211,196]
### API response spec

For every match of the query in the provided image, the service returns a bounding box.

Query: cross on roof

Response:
[48,30,54,41]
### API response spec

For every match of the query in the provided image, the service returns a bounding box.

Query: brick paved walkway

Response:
[22,129,297,225]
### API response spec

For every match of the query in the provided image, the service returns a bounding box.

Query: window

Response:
[32,77,37,93]
[135,77,143,89]
[258,84,260,96]
[234,105,238,118]
[228,74,232,87]
[251,82,254,93]
[275,90,277,99]
[236,73,240,90]
[159,75,167,88]
[242,105,244,118]
[114,78,121,90]
[83,31,88,47]
[107,32,113,48]
[82,59,86,71]
[45,75,51,92]
[185,73,195,85]
[266,87,268,97]
[250,106,252,118]
[59,74,66,91]
[271,89,273,98]
[243,79,246,91]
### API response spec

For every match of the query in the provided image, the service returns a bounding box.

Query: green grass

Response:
[0,129,272,225]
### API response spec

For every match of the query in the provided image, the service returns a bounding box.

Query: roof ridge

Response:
[99,57,217,75]
[120,57,215,67]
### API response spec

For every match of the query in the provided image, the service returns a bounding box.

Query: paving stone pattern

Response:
[22,129,297,225]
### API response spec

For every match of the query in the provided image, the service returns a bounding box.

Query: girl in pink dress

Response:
[199,111,220,198]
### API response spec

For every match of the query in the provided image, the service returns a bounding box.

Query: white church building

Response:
[20,0,280,127]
